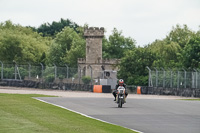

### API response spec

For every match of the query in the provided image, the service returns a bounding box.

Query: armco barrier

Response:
[137,86,141,94]
[0,79,93,91]
[93,85,102,93]
[93,85,111,93]
[102,85,111,93]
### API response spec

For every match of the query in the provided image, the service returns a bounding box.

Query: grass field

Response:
[181,99,200,101]
[0,93,136,133]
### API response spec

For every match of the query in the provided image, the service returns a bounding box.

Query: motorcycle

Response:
[116,86,126,108]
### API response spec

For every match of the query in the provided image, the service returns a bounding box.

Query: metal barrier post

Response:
[0,61,3,79]
[65,64,69,79]
[198,69,200,89]
[78,65,81,85]
[88,65,93,85]
[154,67,158,87]
[182,68,186,88]
[146,66,152,87]
[193,69,197,89]
[161,68,165,88]
[28,63,31,79]
[177,70,180,88]
[54,63,57,80]
[40,63,44,82]
[13,61,17,80]
[0,61,3,80]
[168,68,172,88]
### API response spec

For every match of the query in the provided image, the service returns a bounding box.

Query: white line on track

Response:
[33,97,143,133]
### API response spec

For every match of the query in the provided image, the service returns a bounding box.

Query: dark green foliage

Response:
[0,20,199,87]
[36,18,79,37]
[82,76,91,84]
[45,74,54,83]
[46,27,85,67]
[102,28,136,59]
[118,24,200,86]
[165,24,195,48]
[182,34,200,68]
[43,67,55,83]
[3,67,15,79]
[118,48,157,85]
[0,20,50,64]
[2,66,28,80]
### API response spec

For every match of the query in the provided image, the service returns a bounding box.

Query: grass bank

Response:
[181,98,200,101]
[0,93,136,133]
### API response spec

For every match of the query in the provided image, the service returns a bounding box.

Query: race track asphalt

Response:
[36,97,200,133]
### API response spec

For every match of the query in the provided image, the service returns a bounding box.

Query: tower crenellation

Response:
[84,27,104,37]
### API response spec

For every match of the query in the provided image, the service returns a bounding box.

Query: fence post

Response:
[88,65,93,85]
[177,70,180,88]
[28,63,31,80]
[40,63,44,82]
[193,69,197,89]
[65,64,69,79]
[146,66,152,87]
[198,69,200,89]
[13,61,22,80]
[161,68,165,88]
[169,68,172,88]
[13,61,17,80]
[54,63,57,80]
[78,65,81,85]
[154,67,158,87]
[182,68,186,88]
[0,61,3,80]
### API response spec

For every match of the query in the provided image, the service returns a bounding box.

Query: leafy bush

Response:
[81,76,91,84]
[2,66,28,80]
[45,74,54,83]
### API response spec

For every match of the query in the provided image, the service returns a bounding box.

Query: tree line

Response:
[0,19,199,86]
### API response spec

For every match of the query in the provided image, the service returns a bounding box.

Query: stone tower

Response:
[78,27,119,81]
[84,27,104,64]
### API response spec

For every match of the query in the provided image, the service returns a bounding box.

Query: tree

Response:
[147,39,181,68]
[103,28,136,59]
[36,18,79,37]
[63,38,85,67]
[118,47,157,85]
[182,34,200,68]
[46,27,85,67]
[165,24,195,48]
[0,21,50,64]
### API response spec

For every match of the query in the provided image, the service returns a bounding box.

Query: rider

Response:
[112,79,128,101]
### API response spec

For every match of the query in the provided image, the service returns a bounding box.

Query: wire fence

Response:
[147,67,200,89]
[0,61,119,92]
[0,62,81,84]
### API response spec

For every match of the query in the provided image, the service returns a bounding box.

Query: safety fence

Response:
[0,62,116,92]
[147,67,200,89]
[0,62,82,84]
[145,67,200,97]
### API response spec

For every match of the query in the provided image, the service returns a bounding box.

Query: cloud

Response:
[0,0,199,46]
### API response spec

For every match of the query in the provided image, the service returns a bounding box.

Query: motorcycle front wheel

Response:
[118,99,122,108]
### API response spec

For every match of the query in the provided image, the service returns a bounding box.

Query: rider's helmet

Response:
[118,79,124,86]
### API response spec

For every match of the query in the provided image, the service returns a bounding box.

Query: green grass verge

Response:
[181,99,200,101]
[0,93,136,133]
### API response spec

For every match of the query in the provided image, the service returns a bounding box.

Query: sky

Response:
[0,0,200,46]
